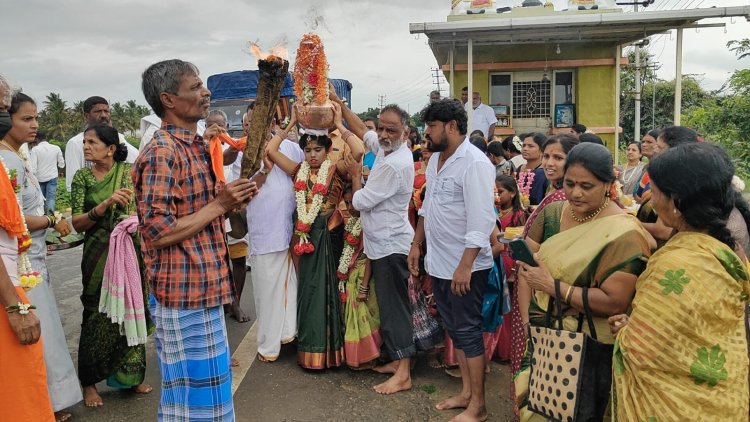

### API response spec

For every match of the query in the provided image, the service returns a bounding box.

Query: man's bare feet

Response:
[83,385,103,407]
[54,411,72,422]
[450,405,488,422]
[372,360,399,374]
[132,383,153,394]
[231,357,240,367]
[230,303,250,323]
[373,373,412,395]
[436,394,471,410]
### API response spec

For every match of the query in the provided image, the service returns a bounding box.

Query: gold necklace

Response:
[570,197,610,223]
[498,207,513,219]
[0,140,23,157]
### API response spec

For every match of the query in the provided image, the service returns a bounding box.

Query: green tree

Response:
[109,102,126,132]
[356,107,380,123]
[38,93,70,142]
[410,111,424,129]
[619,50,713,147]
[685,38,750,179]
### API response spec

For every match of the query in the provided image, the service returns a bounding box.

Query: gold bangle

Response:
[564,285,574,304]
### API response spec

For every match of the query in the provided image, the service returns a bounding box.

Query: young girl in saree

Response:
[266,103,363,369]
[339,188,381,369]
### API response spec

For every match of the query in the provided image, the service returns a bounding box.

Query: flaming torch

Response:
[240,43,290,179]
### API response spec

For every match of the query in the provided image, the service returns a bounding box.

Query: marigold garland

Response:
[0,153,41,291]
[336,217,362,303]
[293,159,333,256]
[293,34,329,104]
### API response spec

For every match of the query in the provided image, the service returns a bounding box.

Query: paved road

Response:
[48,246,258,421]
[46,246,516,421]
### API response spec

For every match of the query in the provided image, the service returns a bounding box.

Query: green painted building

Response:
[410,3,750,159]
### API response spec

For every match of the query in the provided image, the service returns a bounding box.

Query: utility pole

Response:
[377,95,387,108]
[634,1,641,142]
[431,68,443,94]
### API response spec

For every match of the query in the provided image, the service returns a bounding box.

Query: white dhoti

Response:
[250,249,297,360]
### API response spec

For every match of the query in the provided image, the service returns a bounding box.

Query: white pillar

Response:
[614,44,622,165]
[449,44,455,98]
[674,28,683,125]
[634,45,641,141]
[467,38,474,132]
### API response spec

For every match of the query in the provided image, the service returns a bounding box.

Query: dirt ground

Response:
[233,344,517,422]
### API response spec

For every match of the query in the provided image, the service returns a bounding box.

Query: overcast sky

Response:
[2,0,748,114]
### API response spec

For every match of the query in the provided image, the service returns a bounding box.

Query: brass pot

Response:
[295,102,335,130]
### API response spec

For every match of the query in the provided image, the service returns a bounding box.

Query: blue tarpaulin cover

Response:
[207,70,353,107]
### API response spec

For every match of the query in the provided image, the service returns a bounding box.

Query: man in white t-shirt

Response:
[29,131,64,212]
[466,92,497,139]
[64,96,139,191]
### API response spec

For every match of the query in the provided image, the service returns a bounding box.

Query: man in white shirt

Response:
[64,96,139,191]
[466,92,497,139]
[409,99,495,421]
[337,96,416,395]
[241,132,303,361]
[29,131,64,212]
[139,113,206,151]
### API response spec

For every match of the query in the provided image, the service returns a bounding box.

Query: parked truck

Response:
[207,70,353,137]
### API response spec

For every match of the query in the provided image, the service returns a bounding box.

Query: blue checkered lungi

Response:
[150,295,234,421]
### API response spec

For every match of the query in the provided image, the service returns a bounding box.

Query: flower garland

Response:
[0,154,41,291]
[293,34,329,104]
[518,170,535,209]
[336,217,362,302]
[293,159,333,255]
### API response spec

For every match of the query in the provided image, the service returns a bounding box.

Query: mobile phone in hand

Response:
[508,238,538,267]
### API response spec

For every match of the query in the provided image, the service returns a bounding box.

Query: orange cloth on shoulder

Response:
[209,133,248,184]
[0,160,25,237]
[208,137,226,184]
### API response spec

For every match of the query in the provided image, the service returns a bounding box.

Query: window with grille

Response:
[512,81,551,118]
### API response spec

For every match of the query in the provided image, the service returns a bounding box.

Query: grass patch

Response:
[421,384,437,395]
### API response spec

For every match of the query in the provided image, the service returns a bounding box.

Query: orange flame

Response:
[248,41,289,62]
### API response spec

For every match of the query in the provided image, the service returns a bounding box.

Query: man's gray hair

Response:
[141,59,199,118]
[208,109,228,125]
[0,74,20,108]
[380,103,410,128]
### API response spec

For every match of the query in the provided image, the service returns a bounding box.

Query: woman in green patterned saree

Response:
[514,143,653,421]
[70,124,152,407]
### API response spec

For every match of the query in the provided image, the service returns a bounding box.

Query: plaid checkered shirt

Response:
[133,123,234,309]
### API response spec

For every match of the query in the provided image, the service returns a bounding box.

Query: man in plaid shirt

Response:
[133,59,257,422]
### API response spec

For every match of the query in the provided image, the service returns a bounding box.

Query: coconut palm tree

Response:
[39,92,70,142]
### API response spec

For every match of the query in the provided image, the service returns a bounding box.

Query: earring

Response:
[605,190,611,198]
[107,152,112,157]
[673,209,677,214]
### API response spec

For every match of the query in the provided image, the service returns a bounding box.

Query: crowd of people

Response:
[1,60,749,422]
